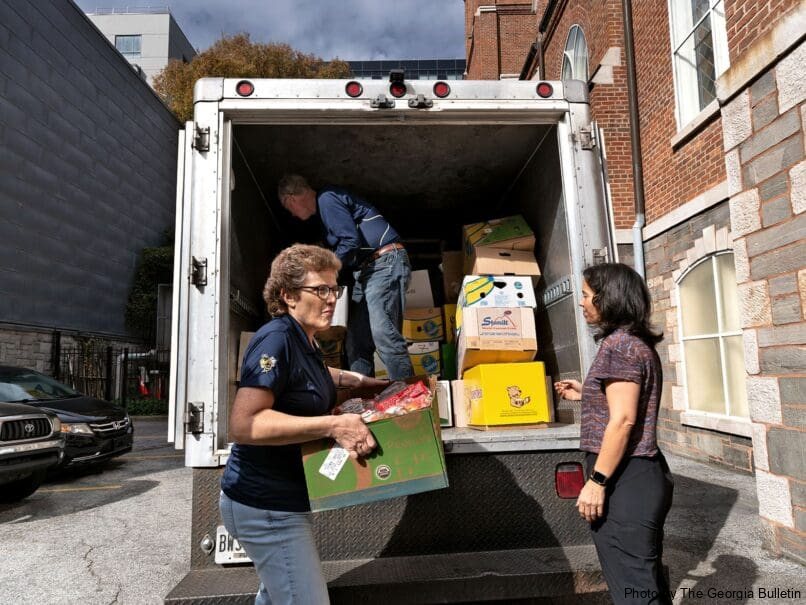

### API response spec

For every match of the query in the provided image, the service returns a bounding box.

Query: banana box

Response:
[462,215,535,273]
[463,362,551,427]
[457,307,537,375]
[456,275,537,331]
[469,247,541,286]
[408,341,441,376]
[403,307,444,342]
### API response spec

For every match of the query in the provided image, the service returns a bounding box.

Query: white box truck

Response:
[166,75,616,603]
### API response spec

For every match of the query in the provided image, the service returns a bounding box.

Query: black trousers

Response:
[586,452,674,605]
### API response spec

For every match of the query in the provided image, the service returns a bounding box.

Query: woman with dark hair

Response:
[555,263,673,604]
[219,243,388,605]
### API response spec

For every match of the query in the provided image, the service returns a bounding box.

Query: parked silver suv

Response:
[0,401,64,502]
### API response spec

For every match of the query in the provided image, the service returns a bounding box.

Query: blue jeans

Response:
[219,491,329,605]
[346,248,414,380]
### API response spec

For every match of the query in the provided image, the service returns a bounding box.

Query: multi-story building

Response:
[465,0,804,563]
[349,59,466,80]
[85,7,196,86]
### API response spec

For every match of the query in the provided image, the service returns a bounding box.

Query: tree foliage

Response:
[153,34,352,121]
[125,231,174,342]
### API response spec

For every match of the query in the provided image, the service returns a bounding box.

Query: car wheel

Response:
[0,470,46,502]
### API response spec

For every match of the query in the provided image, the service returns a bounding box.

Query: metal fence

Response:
[54,343,171,406]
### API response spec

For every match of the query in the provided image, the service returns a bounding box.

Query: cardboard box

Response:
[301,380,448,512]
[406,269,434,307]
[457,307,537,375]
[403,307,444,342]
[441,251,464,304]
[435,380,453,427]
[408,341,441,376]
[456,275,537,331]
[463,215,535,272]
[463,362,551,427]
[443,304,457,344]
[451,379,470,428]
[470,247,541,285]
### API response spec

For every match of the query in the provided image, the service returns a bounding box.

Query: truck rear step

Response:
[165,545,607,604]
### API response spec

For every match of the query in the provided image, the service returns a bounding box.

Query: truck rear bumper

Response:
[165,545,607,604]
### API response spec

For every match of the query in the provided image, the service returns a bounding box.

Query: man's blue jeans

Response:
[219,491,329,605]
[346,248,414,380]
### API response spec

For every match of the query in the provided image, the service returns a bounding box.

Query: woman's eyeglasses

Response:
[298,285,346,301]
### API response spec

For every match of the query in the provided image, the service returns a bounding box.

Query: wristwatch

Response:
[589,469,608,486]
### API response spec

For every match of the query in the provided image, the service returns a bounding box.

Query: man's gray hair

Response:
[277,174,311,201]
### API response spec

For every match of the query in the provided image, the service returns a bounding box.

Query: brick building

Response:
[465,0,804,562]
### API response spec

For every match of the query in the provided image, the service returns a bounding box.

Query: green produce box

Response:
[302,388,448,512]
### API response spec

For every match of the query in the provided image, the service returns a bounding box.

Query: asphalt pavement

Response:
[1,417,803,604]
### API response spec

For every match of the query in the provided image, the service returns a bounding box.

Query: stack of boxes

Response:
[449,215,553,429]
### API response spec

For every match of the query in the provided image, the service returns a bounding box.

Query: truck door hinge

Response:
[575,126,595,150]
[408,94,433,109]
[191,256,208,287]
[370,94,395,109]
[184,401,204,434]
[192,125,210,151]
[592,248,609,264]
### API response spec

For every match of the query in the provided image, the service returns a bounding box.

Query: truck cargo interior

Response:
[225,120,582,436]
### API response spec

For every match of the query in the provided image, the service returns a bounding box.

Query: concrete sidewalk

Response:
[663,453,804,604]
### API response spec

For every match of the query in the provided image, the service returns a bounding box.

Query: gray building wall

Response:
[0,0,179,344]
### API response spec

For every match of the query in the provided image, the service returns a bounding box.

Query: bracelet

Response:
[338,369,344,387]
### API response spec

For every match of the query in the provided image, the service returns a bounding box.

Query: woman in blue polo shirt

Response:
[219,243,385,605]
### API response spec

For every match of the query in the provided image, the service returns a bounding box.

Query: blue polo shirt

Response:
[221,314,336,512]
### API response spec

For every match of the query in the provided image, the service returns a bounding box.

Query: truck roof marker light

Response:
[236,80,254,97]
[389,82,407,98]
[536,82,554,98]
[555,462,584,498]
[345,81,363,97]
[433,82,451,98]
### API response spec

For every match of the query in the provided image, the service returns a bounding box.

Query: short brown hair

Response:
[277,174,311,205]
[263,244,341,316]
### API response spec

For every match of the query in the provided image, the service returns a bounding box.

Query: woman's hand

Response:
[576,480,606,523]
[554,379,582,401]
[329,413,377,458]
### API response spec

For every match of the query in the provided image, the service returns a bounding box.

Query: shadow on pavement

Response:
[664,472,757,602]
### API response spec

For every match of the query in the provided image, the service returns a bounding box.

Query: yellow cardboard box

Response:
[456,275,537,331]
[463,362,551,427]
[443,304,457,344]
[457,307,537,375]
[408,341,441,375]
[403,307,445,342]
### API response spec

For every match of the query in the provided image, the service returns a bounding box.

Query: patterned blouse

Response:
[580,328,662,457]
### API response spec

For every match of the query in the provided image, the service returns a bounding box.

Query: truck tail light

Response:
[389,82,407,98]
[555,462,585,498]
[433,81,451,98]
[536,82,554,98]
[345,81,363,97]
[236,80,254,97]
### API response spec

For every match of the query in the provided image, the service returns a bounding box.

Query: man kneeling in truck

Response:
[278,174,413,380]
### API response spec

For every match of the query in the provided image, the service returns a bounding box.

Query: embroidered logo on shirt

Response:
[259,354,277,373]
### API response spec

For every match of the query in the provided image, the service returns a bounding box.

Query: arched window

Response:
[677,252,748,418]
[561,25,588,81]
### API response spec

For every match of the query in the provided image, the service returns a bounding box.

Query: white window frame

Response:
[667,0,729,129]
[115,34,142,59]
[561,25,589,82]
[676,252,750,435]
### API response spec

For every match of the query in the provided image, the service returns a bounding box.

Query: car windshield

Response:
[0,370,81,402]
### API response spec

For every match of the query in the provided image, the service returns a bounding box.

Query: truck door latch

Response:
[192,125,210,151]
[191,256,208,287]
[575,126,595,150]
[370,94,395,109]
[592,248,609,264]
[185,401,204,434]
[408,94,433,109]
